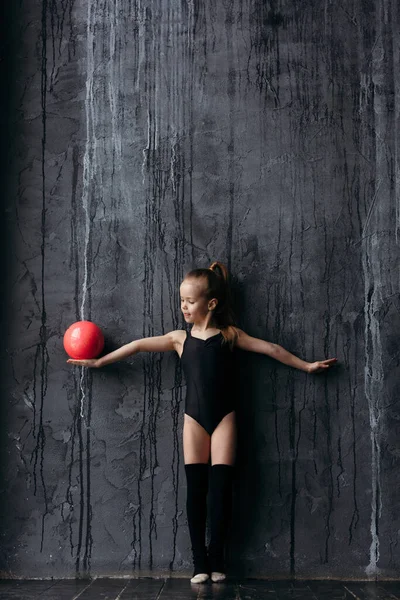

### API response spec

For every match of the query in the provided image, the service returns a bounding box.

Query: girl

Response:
[67,261,337,584]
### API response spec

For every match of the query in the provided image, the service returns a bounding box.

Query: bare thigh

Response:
[183,411,237,466]
[183,414,211,464]
[211,411,237,466]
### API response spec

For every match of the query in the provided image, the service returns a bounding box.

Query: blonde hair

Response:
[184,261,238,350]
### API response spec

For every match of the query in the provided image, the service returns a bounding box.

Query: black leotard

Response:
[180,329,237,436]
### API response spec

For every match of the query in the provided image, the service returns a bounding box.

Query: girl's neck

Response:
[191,317,219,332]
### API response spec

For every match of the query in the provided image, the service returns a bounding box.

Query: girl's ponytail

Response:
[209,261,228,281]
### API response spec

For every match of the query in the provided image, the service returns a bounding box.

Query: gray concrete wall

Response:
[1,0,399,579]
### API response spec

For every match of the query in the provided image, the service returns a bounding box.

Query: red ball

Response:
[63,321,105,359]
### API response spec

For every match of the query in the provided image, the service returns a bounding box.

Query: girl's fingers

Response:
[321,358,337,366]
[319,358,337,371]
[309,358,338,373]
[67,359,93,366]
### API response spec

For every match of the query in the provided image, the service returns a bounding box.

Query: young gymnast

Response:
[67,261,337,584]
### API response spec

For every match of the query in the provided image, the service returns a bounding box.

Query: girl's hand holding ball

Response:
[66,358,100,368]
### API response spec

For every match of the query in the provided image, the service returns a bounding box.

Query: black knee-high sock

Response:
[185,463,209,575]
[208,464,234,573]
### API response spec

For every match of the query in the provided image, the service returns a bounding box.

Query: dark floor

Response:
[0,578,400,600]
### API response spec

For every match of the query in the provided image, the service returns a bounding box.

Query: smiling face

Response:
[180,278,217,324]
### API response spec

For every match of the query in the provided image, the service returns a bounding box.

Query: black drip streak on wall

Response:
[31,0,50,554]
[66,387,77,557]
[106,1,125,287]
[149,336,163,569]
[225,2,235,273]
[142,350,162,570]
[169,371,182,573]
[269,284,283,499]
[348,336,360,545]
[335,354,344,502]
[322,219,334,565]
[75,383,85,572]
[322,375,334,565]
[286,228,296,576]
[293,43,311,567]
[84,371,93,573]
[185,1,197,266]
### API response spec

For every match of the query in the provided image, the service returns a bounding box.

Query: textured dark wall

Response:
[1,0,400,580]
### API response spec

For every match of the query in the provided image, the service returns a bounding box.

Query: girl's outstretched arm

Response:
[235,328,337,374]
[67,331,180,368]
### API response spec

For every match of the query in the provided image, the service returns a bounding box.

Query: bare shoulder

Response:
[167,329,187,343]
[231,327,249,350]
[234,327,248,341]
[165,329,187,357]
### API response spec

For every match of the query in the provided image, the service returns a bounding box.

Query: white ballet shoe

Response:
[211,572,226,582]
[190,572,209,584]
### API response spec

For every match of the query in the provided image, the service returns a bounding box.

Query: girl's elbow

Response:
[129,339,142,354]
[267,342,280,358]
